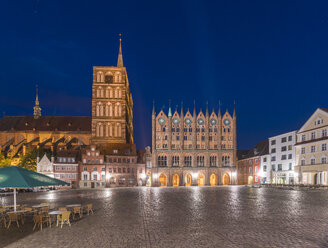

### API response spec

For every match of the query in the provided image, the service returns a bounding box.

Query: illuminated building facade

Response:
[237,140,268,185]
[147,103,237,187]
[295,108,328,185]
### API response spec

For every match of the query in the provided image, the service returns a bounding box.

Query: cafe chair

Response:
[33,214,50,231]
[57,211,71,228]
[84,204,94,215]
[72,207,83,220]
[0,210,6,228]
[7,213,20,229]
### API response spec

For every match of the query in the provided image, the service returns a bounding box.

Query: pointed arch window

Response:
[172,156,179,167]
[184,156,192,167]
[158,156,167,167]
[210,156,217,167]
[197,156,205,167]
[222,156,230,166]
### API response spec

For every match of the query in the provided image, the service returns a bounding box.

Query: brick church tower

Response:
[91,37,133,145]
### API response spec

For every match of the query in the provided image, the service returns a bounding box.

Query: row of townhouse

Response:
[238,108,328,186]
[36,145,151,188]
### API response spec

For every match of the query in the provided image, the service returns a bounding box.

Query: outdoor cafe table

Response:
[66,204,81,208]
[49,210,65,227]
[3,205,20,209]
[7,210,28,225]
[32,204,49,208]
[7,210,27,214]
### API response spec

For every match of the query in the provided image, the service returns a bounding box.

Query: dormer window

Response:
[46,122,50,126]
[113,149,118,154]
[25,122,28,126]
[68,122,72,127]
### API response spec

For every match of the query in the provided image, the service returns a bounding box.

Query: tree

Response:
[0,153,12,169]
[18,148,38,171]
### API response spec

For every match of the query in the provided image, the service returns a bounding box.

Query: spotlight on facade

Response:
[141,173,146,179]
[232,172,237,178]
[193,172,199,178]
[106,173,111,180]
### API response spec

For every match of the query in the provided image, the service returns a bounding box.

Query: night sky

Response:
[1,1,328,150]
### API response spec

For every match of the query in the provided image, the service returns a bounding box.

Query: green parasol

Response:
[0,166,70,211]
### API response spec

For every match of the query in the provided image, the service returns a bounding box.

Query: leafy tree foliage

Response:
[0,153,12,169]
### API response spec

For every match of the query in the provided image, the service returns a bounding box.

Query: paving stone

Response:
[1,186,328,248]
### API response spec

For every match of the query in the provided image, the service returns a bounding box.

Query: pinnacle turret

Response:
[33,85,41,119]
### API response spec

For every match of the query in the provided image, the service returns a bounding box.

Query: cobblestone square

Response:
[1,186,328,248]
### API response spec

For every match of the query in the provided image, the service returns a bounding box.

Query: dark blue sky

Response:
[1,1,328,150]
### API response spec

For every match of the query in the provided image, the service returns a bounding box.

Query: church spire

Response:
[218,100,221,117]
[117,34,124,67]
[193,100,196,117]
[152,100,155,116]
[33,85,41,119]
[168,99,172,117]
[233,100,236,118]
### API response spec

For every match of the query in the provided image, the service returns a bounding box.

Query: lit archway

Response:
[210,174,218,186]
[159,174,167,187]
[146,173,152,187]
[172,174,179,187]
[185,174,192,186]
[198,174,205,186]
[248,176,253,185]
[223,173,230,186]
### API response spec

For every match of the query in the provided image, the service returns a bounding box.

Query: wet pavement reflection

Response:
[1,186,328,247]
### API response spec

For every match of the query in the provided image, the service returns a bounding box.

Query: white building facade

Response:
[260,153,271,183]
[37,154,54,178]
[294,108,328,185]
[268,130,297,184]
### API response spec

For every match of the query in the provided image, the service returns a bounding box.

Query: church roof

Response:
[0,116,91,132]
[98,143,137,156]
[240,140,269,160]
